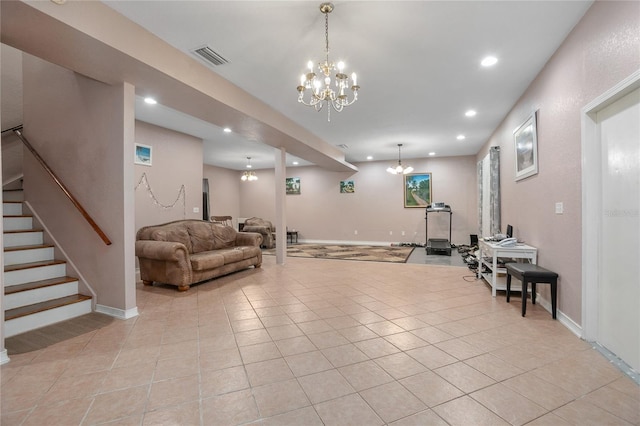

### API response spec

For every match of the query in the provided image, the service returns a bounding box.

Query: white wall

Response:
[476,1,640,325]
[239,155,477,245]
[134,121,203,234]
[204,164,241,228]
[22,54,136,312]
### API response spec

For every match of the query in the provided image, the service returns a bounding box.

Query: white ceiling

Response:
[5,1,593,171]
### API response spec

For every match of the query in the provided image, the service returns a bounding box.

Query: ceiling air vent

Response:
[337,144,349,150]
[192,46,229,67]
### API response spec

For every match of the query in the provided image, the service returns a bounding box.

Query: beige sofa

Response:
[243,217,275,249]
[135,220,263,291]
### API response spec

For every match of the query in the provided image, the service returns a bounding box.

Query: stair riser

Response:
[3,216,32,231]
[2,191,24,202]
[5,281,79,310]
[4,264,67,286]
[4,299,92,338]
[2,203,22,215]
[4,247,54,266]
[3,231,44,248]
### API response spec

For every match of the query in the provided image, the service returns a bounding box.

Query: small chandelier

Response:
[241,157,258,182]
[297,2,360,122]
[387,144,414,175]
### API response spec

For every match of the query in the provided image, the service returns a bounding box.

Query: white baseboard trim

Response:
[535,294,582,338]
[0,349,10,365]
[96,304,139,320]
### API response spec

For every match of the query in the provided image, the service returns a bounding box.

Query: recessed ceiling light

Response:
[144,97,157,105]
[292,161,299,165]
[366,156,373,160]
[457,134,466,140]
[428,152,436,156]
[481,56,498,67]
[223,128,232,133]
[465,110,477,117]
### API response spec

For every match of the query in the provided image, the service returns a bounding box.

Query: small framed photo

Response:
[340,180,355,193]
[404,173,431,208]
[134,143,152,166]
[514,111,538,181]
[286,177,301,195]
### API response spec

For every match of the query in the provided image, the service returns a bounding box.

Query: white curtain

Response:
[477,146,501,237]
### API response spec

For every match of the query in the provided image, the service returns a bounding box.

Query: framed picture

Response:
[514,110,538,181]
[404,173,431,208]
[286,177,301,195]
[340,180,355,193]
[134,143,152,166]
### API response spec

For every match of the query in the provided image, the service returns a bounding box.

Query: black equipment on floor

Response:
[425,203,452,256]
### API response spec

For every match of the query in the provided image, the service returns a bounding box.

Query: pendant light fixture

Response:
[387,144,414,175]
[241,157,258,181]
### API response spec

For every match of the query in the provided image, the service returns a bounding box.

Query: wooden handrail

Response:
[12,129,112,246]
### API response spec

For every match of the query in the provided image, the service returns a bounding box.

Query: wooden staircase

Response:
[3,189,92,338]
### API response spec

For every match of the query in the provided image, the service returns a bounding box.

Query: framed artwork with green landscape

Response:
[404,173,431,208]
[340,180,355,193]
[286,177,301,195]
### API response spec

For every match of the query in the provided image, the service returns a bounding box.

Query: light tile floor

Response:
[2,256,639,425]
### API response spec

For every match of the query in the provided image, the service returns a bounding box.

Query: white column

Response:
[274,148,287,264]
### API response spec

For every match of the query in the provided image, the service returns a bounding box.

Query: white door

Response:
[596,87,640,372]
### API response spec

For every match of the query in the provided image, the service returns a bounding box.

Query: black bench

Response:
[505,263,558,319]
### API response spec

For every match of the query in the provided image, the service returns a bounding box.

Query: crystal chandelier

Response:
[297,2,360,122]
[387,144,414,175]
[241,157,258,181]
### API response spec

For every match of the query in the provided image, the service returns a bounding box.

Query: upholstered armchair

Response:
[243,217,275,248]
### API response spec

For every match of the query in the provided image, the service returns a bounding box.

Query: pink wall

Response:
[22,55,136,312]
[477,1,640,325]
[239,155,477,245]
[134,121,203,233]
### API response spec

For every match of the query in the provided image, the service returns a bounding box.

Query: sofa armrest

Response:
[236,231,263,247]
[135,240,190,262]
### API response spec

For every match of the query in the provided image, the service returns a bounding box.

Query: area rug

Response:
[263,244,415,263]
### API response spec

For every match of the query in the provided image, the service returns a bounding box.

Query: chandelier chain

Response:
[325,9,330,60]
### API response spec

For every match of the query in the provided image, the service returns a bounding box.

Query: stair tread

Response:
[5,294,92,321]
[4,229,43,234]
[4,259,66,272]
[4,244,54,253]
[5,276,78,295]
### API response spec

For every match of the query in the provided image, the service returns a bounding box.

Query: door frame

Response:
[581,69,640,341]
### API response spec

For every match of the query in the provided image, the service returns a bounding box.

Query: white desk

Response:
[479,240,537,297]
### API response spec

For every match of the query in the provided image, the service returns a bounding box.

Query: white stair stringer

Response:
[3,193,94,338]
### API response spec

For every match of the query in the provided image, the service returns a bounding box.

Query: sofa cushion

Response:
[187,221,216,253]
[150,227,192,253]
[190,251,225,271]
[234,246,262,260]
[212,224,237,249]
[217,248,245,264]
